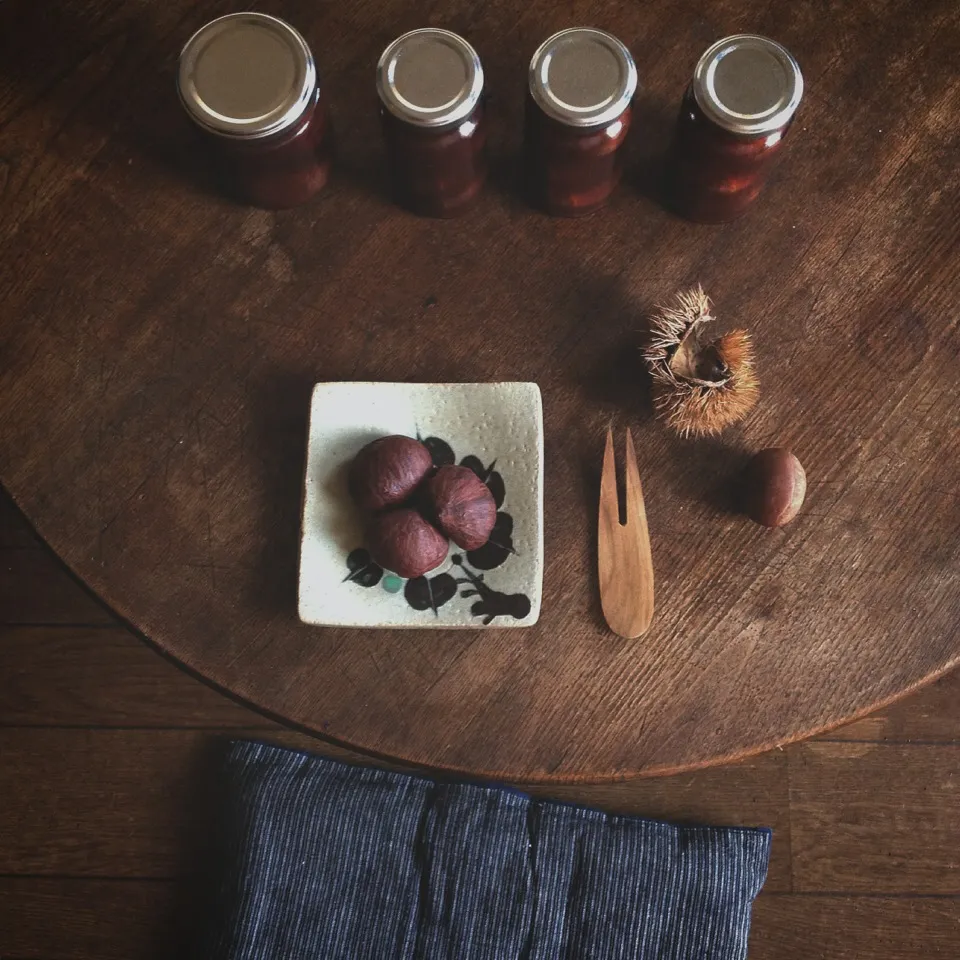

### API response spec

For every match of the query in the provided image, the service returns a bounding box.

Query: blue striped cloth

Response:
[202,740,771,959]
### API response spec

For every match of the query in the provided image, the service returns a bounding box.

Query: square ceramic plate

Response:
[298,382,543,629]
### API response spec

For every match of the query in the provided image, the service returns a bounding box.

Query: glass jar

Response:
[666,35,803,223]
[177,12,333,209]
[377,29,487,218]
[524,28,637,217]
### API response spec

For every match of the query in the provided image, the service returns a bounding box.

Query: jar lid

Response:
[529,28,637,129]
[377,28,483,129]
[178,12,316,139]
[693,35,803,136]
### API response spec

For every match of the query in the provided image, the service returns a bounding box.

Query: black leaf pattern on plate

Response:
[422,436,456,468]
[451,555,531,625]
[404,573,458,615]
[343,548,383,587]
[467,512,514,570]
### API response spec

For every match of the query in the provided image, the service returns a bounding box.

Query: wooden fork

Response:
[598,427,655,638]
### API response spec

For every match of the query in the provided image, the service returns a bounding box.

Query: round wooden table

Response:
[1,0,958,781]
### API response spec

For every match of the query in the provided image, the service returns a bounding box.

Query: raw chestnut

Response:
[349,436,433,512]
[366,508,448,578]
[425,464,497,550]
[743,448,807,527]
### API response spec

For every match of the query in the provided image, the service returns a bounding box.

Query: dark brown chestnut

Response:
[349,435,433,512]
[366,508,449,578]
[425,464,496,550]
[743,448,807,527]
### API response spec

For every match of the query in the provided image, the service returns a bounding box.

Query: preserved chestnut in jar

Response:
[177,12,333,209]
[666,35,803,223]
[524,28,638,217]
[377,28,487,217]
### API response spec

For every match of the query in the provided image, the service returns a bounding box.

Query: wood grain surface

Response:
[1,502,959,958]
[0,0,958,780]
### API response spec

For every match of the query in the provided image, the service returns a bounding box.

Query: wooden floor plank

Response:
[2,619,958,737]
[0,728,317,878]
[790,741,960,894]
[3,880,959,960]
[821,670,960,744]
[0,492,112,626]
[0,490,40,549]
[0,549,113,625]
[0,626,262,728]
[0,728,790,889]
[750,895,960,959]
[0,878,178,960]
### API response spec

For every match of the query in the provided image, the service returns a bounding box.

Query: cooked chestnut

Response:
[425,464,496,550]
[349,435,433,512]
[366,508,449,578]
[743,448,806,527]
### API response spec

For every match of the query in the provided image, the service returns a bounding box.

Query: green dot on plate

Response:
[382,575,403,594]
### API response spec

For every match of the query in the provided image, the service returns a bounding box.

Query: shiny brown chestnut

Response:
[366,509,449,579]
[349,436,433,512]
[425,465,496,550]
[743,448,806,527]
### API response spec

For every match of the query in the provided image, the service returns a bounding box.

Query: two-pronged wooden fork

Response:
[598,427,655,638]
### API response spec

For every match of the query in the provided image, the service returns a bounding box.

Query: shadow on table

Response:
[245,371,317,620]
[0,2,216,198]
[158,739,233,960]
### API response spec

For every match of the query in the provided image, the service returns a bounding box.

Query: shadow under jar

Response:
[525,28,638,217]
[666,35,803,223]
[177,12,333,209]
[377,28,487,218]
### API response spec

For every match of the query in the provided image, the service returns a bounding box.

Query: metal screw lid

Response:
[178,12,317,139]
[377,28,484,129]
[529,28,638,129]
[693,35,803,136]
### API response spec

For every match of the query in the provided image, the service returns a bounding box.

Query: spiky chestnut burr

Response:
[643,286,759,437]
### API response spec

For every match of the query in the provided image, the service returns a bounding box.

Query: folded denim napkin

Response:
[200,740,771,960]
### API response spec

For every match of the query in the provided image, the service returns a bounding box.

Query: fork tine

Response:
[624,429,644,522]
[599,425,620,528]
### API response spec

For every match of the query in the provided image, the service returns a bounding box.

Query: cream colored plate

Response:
[298,382,544,629]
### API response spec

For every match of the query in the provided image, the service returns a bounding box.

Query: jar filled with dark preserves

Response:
[525,28,637,217]
[377,28,486,218]
[666,35,803,223]
[177,12,333,209]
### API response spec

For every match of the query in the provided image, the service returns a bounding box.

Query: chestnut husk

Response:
[743,448,807,527]
[349,435,433,512]
[643,286,759,437]
[425,465,497,551]
[366,508,449,578]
